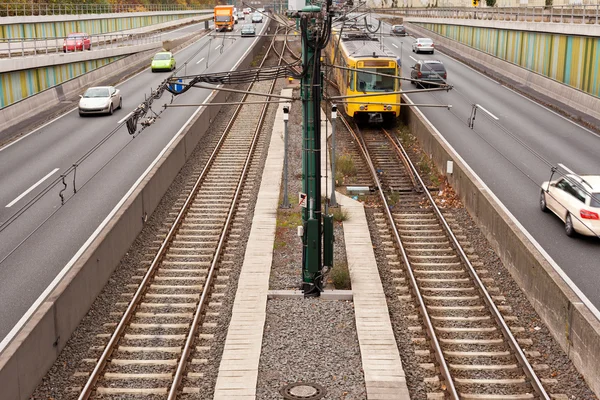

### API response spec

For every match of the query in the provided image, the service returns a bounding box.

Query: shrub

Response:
[330,261,351,289]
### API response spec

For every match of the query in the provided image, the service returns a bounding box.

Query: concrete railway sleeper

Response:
[75,22,293,400]
[338,116,559,400]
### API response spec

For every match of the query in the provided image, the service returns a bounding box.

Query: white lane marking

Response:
[392,43,398,49]
[117,112,133,124]
[409,56,418,62]
[196,57,205,65]
[476,104,499,120]
[0,29,215,153]
[0,26,262,352]
[6,168,59,208]
[420,40,600,139]
[215,45,222,50]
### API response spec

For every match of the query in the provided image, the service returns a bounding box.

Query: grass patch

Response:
[332,206,349,222]
[417,153,441,188]
[417,153,432,177]
[387,191,400,206]
[277,210,303,228]
[396,124,416,148]
[330,260,351,289]
[336,154,357,177]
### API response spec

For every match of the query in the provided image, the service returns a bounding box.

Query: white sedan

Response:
[540,173,600,237]
[78,86,122,116]
[412,38,434,54]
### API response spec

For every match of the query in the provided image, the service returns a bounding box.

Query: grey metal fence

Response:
[1,3,210,17]
[386,5,600,25]
[0,33,162,58]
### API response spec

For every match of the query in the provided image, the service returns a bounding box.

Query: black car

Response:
[391,24,407,36]
[410,60,447,88]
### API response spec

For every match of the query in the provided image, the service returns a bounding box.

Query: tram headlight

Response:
[359,105,365,111]
[385,105,392,111]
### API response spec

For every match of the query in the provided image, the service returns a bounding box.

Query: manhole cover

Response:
[280,382,326,400]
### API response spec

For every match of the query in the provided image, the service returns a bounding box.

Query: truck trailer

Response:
[214,5,235,32]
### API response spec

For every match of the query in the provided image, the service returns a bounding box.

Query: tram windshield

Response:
[356,68,396,92]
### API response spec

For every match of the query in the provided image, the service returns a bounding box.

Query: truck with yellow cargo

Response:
[214,5,235,32]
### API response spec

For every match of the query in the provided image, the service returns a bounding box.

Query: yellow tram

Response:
[327,29,401,124]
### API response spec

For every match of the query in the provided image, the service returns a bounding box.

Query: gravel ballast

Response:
[256,298,366,400]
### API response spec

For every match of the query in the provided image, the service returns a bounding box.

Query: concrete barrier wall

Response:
[0,22,269,400]
[406,22,600,121]
[401,98,600,397]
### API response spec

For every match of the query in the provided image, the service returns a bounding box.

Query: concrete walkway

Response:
[214,92,409,399]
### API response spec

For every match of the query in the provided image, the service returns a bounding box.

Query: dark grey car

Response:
[410,60,447,88]
[391,24,407,36]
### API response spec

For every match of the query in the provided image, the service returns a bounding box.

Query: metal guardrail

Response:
[0,33,162,58]
[386,5,600,25]
[0,3,210,17]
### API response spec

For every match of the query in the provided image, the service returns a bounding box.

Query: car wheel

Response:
[540,191,548,212]
[565,213,576,237]
[108,104,114,116]
[118,98,123,110]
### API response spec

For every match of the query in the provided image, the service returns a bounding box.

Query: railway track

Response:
[73,22,293,399]
[339,119,562,399]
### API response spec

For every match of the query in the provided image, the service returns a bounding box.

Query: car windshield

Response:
[83,88,109,98]
[154,53,171,60]
[356,68,396,92]
[68,34,85,39]
[242,26,254,31]
[393,25,403,29]
[216,16,231,22]
[590,193,600,208]
[419,39,433,44]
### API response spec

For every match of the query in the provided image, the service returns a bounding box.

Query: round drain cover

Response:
[280,382,326,400]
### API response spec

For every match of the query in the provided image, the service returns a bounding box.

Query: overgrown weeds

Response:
[330,260,351,289]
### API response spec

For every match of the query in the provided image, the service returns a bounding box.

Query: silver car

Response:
[78,86,122,116]
[412,38,434,54]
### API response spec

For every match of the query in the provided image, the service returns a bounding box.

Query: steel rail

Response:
[78,22,286,399]
[387,129,551,400]
[338,115,460,399]
[167,23,290,399]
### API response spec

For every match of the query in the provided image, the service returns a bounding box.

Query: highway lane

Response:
[377,23,600,309]
[0,20,268,342]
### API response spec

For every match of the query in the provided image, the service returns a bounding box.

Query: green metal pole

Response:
[300,5,323,297]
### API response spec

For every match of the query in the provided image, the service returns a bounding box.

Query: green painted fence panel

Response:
[419,23,600,98]
[0,56,122,108]
[1,13,205,39]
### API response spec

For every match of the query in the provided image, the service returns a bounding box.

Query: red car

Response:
[63,33,91,52]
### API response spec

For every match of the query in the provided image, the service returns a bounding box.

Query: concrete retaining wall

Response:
[406,22,600,121]
[0,22,270,400]
[401,97,600,397]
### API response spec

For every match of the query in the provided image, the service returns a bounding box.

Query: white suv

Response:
[540,171,600,237]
